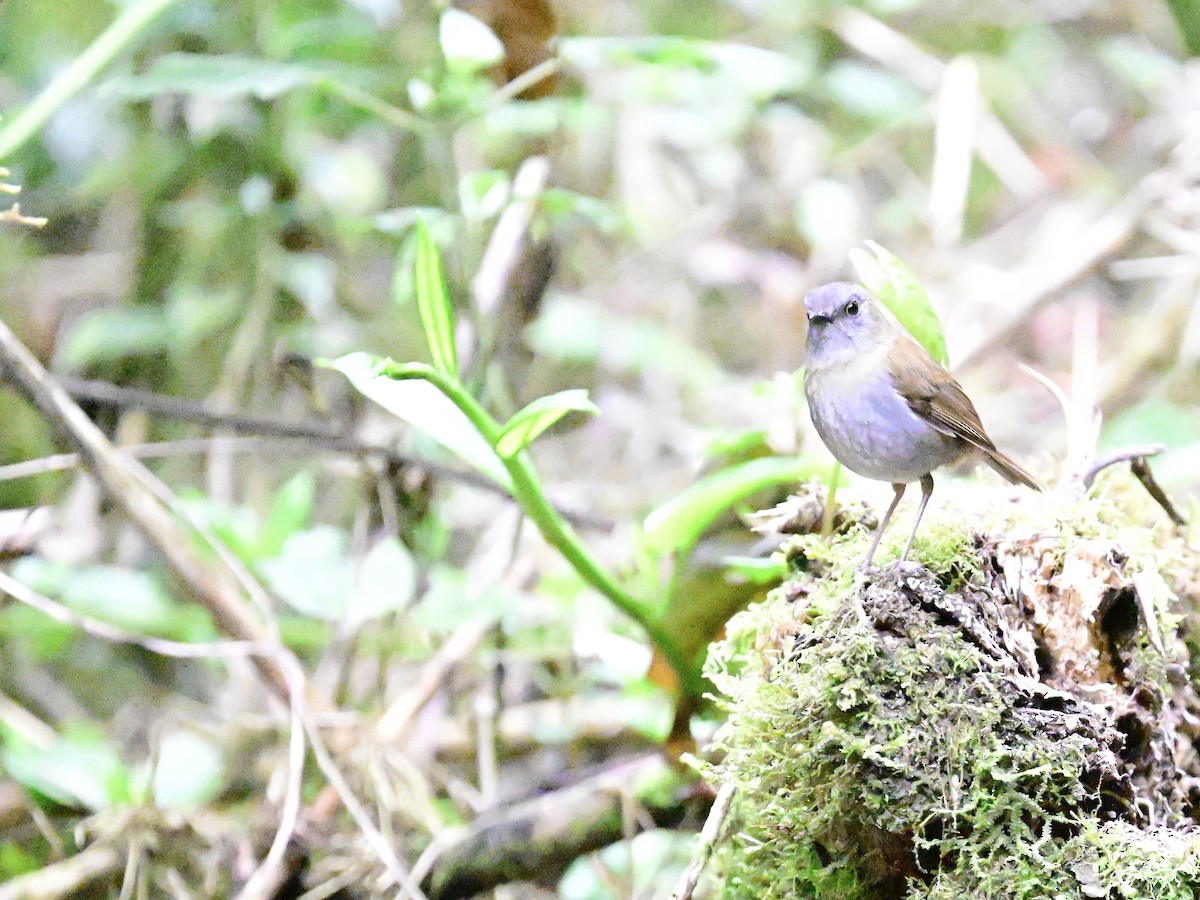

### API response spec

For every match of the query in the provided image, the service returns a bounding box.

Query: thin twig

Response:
[236,669,308,900]
[49,375,611,531]
[670,781,736,900]
[1130,456,1187,527]
[471,156,550,318]
[0,843,123,900]
[0,437,293,482]
[0,689,57,748]
[376,618,494,743]
[0,202,47,227]
[303,714,429,900]
[1081,443,1166,489]
[1079,443,1184,526]
[118,836,142,900]
[0,316,294,698]
[473,677,499,812]
[297,871,360,900]
[57,374,354,440]
[319,79,432,136]
[0,569,266,659]
[460,155,550,376]
[487,58,561,108]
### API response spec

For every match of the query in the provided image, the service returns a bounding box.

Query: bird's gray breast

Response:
[805,361,963,484]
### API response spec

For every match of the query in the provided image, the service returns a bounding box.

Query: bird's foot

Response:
[856,560,883,578]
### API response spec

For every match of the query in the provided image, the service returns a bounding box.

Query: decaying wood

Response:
[987,534,1200,825]
[704,503,1200,896]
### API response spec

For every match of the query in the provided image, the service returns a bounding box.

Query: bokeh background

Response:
[0,0,1198,896]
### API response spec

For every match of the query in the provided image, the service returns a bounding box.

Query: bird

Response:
[803,281,1041,568]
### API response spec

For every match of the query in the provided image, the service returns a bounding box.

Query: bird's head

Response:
[803,281,891,361]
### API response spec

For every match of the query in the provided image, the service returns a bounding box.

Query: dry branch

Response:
[0,315,296,702]
[416,754,699,899]
[669,780,735,900]
[51,374,610,531]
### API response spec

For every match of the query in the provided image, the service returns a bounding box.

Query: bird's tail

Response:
[984,449,1043,491]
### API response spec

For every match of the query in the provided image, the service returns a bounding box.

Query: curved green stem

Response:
[381,361,704,696]
[318,80,433,136]
[0,0,184,161]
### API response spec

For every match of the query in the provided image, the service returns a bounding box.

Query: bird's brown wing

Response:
[889,335,997,451]
[890,335,1042,490]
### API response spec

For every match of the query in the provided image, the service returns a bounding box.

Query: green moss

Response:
[702,478,1200,899]
[707,578,1104,898]
[1065,821,1200,899]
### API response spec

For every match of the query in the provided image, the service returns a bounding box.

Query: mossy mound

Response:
[704,486,1200,899]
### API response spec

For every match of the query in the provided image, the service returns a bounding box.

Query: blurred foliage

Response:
[849,239,947,364]
[0,0,1198,895]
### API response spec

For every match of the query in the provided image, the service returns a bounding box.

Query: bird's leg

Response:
[849,482,907,630]
[863,483,906,568]
[900,473,935,562]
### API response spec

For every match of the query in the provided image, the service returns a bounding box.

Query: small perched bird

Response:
[803,281,1040,567]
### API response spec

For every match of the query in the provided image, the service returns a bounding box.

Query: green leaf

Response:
[701,429,771,464]
[1,726,129,811]
[525,297,723,387]
[260,526,350,620]
[264,531,422,626]
[102,53,362,99]
[257,472,316,559]
[495,389,599,458]
[642,456,835,558]
[409,565,522,635]
[176,491,261,566]
[10,558,215,642]
[822,61,925,124]
[322,352,509,486]
[56,307,174,370]
[1101,36,1179,93]
[152,731,224,810]
[720,555,790,584]
[459,169,511,223]
[348,536,417,625]
[0,605,75,662]
[411,218,458,378]
[540,189,622,233]
[558,37,811,99]
[849,241,949,366]
[0,840,41,878]
[1165,0,1200,56]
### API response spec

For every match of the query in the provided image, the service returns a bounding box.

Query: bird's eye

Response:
[844,298,860,317]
